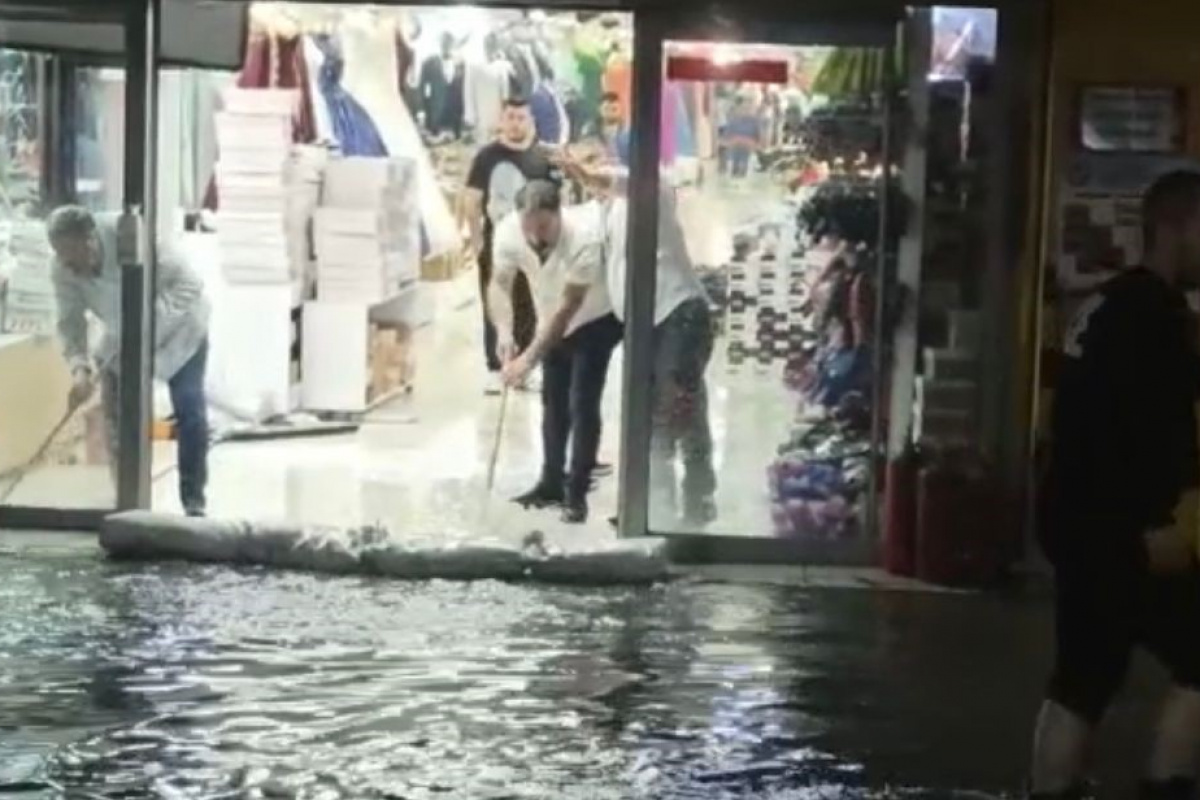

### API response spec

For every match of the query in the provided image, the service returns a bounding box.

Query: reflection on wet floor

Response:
[0,544,1173,799]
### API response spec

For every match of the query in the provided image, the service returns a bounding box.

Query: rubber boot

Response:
[1140,778,1197,800]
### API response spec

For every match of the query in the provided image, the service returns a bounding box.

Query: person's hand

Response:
[496,339,517,366]
[68,368,95,411]
[1145,526,1196,575]
[502,353,534,388]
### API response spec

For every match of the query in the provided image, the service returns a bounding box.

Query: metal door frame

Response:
[0,0,158,531]
[617,5,901,564]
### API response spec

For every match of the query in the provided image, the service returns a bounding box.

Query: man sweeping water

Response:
[47,206,212,517]
[488,180,620,524]
[1031,171,1200,799]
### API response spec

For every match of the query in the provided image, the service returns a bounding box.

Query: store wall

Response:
[1031,0,1200,441]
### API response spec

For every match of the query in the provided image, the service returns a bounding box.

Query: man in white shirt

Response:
[47,206,212,517]
[489,179,622,524]
[600,178,717,527]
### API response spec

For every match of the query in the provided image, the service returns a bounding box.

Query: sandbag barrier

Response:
[100,512,670,586]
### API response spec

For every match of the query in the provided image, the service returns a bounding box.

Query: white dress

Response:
[338,11,459,257]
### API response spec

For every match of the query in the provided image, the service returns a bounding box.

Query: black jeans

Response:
[480,226,537,372]
[650,298,717,512]
[540,313,624,496]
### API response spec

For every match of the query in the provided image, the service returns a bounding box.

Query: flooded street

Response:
[0,536,1170,799]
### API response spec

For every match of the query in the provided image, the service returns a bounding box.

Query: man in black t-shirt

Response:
[1031,171,1200,800]
[464,96,561,395]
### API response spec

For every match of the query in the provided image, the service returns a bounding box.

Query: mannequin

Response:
[418,31,466,138]
[464,32,514,143]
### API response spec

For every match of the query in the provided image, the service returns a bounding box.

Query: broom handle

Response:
[0,405,77,502]
[485,386,509,493]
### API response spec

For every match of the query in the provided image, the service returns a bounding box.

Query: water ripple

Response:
[0,555,1035,799]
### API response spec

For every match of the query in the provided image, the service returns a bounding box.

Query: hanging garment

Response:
[304,35,334,143]
[505,43,535,98]
[238,32,270,88]
[418,54,465,137]
[603,52,632,121]
[573,45,605,124]
[670,82,696,159]
[337,12,458,257]
[464,57,512,143]
[276,34,316,143]
[313,34,388,157]
[659,83,678,166]
[530,83,564,145]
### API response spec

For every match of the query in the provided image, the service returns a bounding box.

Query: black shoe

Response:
[561,493,588,524]
[513,482,564,509]
[1140,778,1197,800]
[185,508,206,519]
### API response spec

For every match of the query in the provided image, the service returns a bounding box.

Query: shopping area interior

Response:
[0,3,997,552]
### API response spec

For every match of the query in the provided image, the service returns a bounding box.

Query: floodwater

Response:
[0,542,1169,799]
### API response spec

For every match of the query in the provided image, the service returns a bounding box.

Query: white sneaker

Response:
[484,372,503,396]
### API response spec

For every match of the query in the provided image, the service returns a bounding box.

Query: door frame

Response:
[617,5,902,564]
[0,0,158,531]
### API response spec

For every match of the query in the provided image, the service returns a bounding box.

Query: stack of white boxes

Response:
[302,156,422,413]
[210,88,326,421]
[214,88,299,287]
[3,221,56,334]
[313,156,420,304]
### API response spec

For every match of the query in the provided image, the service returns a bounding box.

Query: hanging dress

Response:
[312,34,388,158]
[337,11,458,257]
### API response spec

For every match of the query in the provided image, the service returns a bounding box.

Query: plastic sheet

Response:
[100,512,670,586]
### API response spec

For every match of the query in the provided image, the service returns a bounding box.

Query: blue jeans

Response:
[169,340,209,514]
[101,339,209,514]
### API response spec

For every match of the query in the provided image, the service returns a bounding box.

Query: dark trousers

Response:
[540,314,624,495]
[479,228,537,372]
[650,298,717,511]
[102,339,210,514]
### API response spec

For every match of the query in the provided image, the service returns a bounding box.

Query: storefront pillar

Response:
[616,7,664,539]
[116,0,160,511]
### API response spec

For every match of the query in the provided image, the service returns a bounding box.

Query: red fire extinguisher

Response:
[883,448,919,577]
[916,451,1008,587]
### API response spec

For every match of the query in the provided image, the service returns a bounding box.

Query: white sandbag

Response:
[363,541,527,582]
[101,512,670,585]
[526,543,670,585]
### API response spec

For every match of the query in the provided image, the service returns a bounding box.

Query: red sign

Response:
[666,55,788,84]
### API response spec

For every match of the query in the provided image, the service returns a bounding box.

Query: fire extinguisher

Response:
[883,446,920,577]
[916,450,1007,587]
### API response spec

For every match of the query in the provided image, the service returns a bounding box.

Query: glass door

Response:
[618,12,899,560]
[0,1,155,529]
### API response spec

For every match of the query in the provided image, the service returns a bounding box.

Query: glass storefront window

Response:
[644,39,890,543]
[0,46,127,513]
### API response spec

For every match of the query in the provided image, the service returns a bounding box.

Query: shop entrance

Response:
[0,2,156,530]
[626,17,899,561]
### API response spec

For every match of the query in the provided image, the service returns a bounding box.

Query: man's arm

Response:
[487,225,524,360]
[51,269,90,374]
[463,150,491,254]
[462,188,485,254]
[503,237,602,385]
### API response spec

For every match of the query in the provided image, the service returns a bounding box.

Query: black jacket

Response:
[1040,268,1200,565]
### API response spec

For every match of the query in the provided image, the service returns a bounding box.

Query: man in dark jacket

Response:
[1031,170,1200,800]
